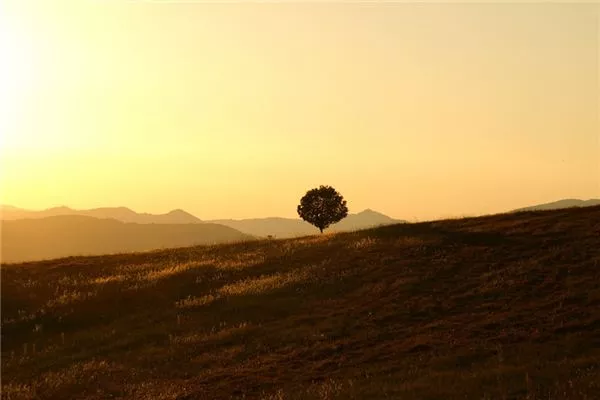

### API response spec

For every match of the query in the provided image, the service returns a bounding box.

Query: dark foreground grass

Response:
[2,206,600,399]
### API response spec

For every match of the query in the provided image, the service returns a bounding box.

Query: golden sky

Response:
[1,1,598,220]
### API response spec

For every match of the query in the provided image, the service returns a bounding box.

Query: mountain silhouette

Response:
[330,209,399,231]
[1,215,253,263]
[0,206,202,224]
[512,198,600,213]
[1,205,402,238]
[210,209,404,238]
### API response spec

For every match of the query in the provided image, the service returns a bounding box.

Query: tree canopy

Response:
[297,185,348,233]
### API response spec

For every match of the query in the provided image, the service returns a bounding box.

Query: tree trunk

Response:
[319,227,323,234]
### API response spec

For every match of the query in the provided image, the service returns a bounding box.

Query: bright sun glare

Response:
[0,11,36,151]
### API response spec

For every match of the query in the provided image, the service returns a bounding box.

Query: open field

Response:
[2,206,600,399]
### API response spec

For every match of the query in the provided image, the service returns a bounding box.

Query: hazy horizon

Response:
[0,202,399,220]
[1,2,598,221]
[3,197,600,223]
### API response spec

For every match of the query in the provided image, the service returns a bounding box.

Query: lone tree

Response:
[297,185,348,233]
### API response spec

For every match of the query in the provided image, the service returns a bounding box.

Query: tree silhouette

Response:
[297,185,348,233]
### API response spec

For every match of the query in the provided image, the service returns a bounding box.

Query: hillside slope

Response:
[1,216,253,263]
[2,206,600,399]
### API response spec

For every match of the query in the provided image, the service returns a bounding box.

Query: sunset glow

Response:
[1,1,598,220]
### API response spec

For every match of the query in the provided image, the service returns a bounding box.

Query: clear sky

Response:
[1,1,598,220]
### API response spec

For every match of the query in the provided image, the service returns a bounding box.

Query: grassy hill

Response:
[2,206,600,399]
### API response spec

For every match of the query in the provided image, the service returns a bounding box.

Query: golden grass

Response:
[218,265,315,297]
[2,206,600,399]
[170,322,251,345]
[175,294,216,308]
[1,360,114,400]
[45,289,97,308]
[175,265,316,308]
[90,275,126,285]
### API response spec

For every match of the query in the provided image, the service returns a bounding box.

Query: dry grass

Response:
[2,206,600,399]
[218,265,316,297]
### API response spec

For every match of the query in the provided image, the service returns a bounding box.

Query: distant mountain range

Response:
[1,216,253,263]
[0,206,404,262]
[210,209,403,238]
[0,205,201,224]
[0,205,404,239]
[512,199,600,213]
[3,198,598,262]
